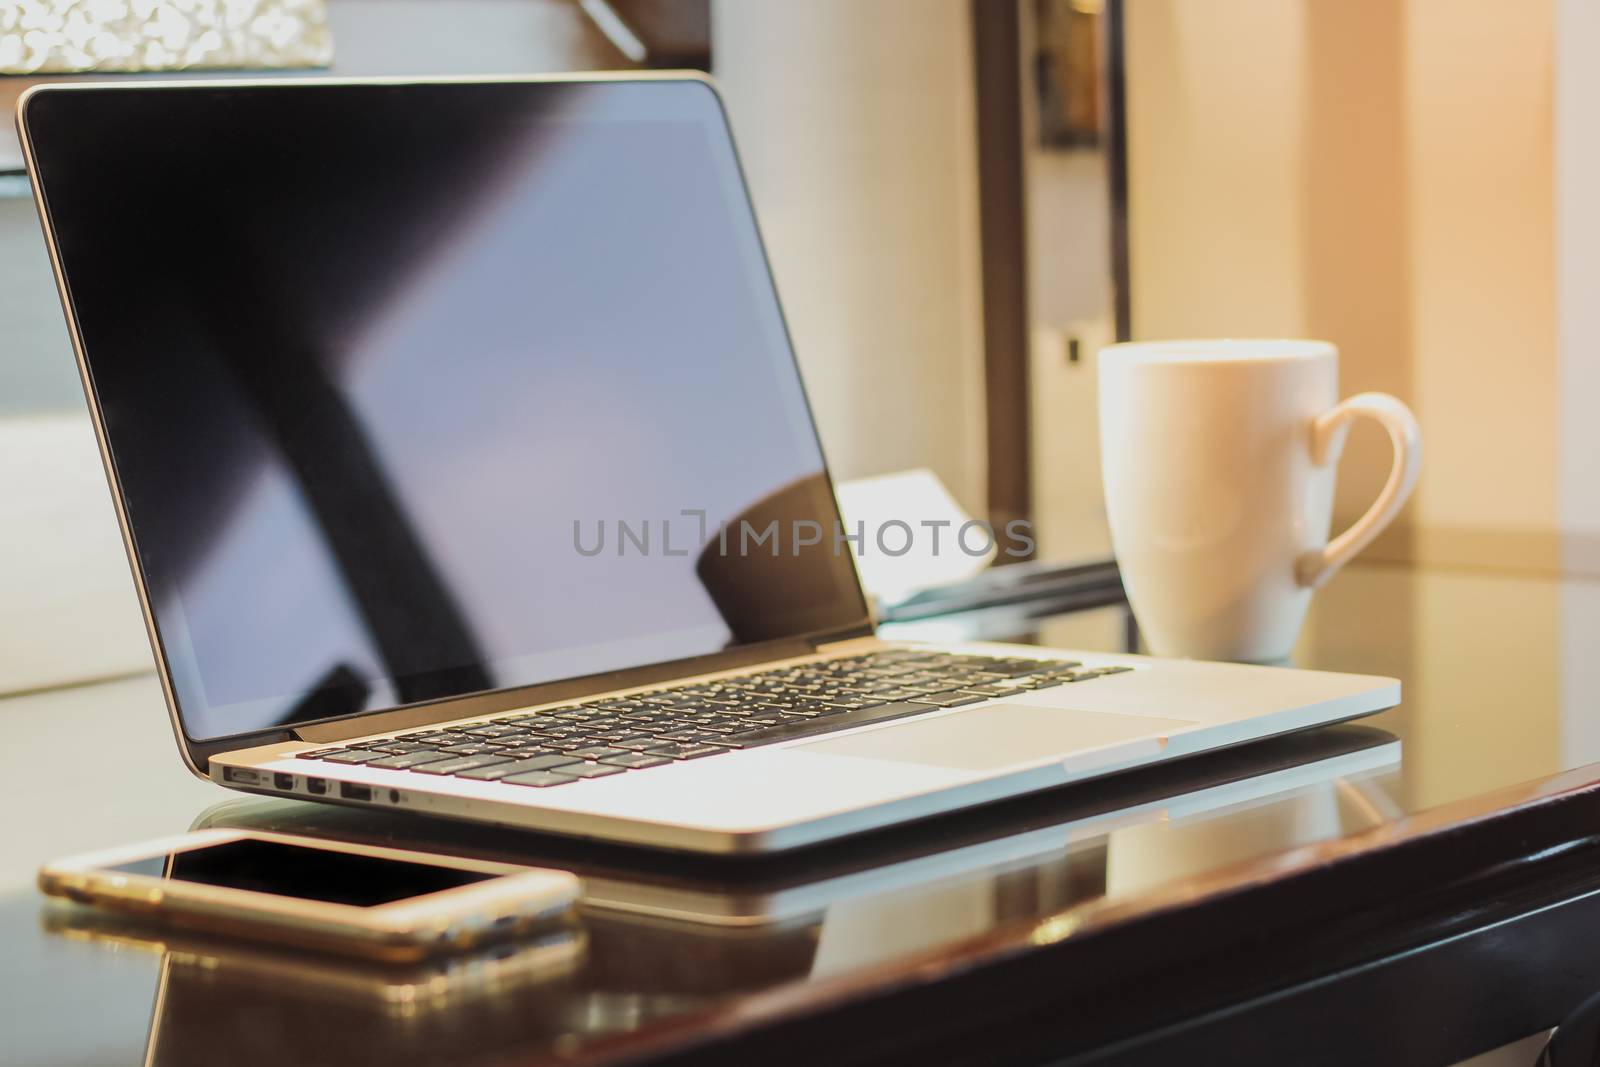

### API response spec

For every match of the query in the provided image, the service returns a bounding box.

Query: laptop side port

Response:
[222,767,262,786]
[340,783,373,802]
[273,772,295,790]
[305,777,327,796]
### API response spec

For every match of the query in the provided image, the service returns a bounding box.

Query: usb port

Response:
[340,783,373,802]
[273,772,295,790]
[305,777,327,796]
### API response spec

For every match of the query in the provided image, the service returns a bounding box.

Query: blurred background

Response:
[0,0,1587,703]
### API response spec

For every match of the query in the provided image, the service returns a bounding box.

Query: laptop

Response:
[16,74,1399,855]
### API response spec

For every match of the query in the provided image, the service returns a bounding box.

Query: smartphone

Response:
[39,829,582,963]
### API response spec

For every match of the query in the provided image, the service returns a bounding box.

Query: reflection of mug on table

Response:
[1105,760,1402,900]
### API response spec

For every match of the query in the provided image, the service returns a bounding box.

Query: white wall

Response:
[1125,0,1309,340]
[0,417,153,695]
[1555,0,1600,793]
[0,0,637,696]
[1026,148,1115,563]
[0,197,81,414]
[1557,0,1600,568]
[1405,0,1556,547]
[711,0,988,515]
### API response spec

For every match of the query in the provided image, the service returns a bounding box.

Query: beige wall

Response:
[1407,0,1556,547]
[1026,146,1117,564]
[712,0,988,515]
[1126,0,1559,569]
[1557,0,1600,560]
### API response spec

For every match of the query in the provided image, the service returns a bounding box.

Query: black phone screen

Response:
[108,838,495,907]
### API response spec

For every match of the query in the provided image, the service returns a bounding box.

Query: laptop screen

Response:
[23,79,869,742]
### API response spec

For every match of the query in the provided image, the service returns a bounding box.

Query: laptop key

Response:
[529,725,584,738]
[644,743,728,760]
[615,737,670,751]
[560,762,627,779]
[318,749,381,764]
[588,730,652,744]
[412,754,515,775]
[995,659,1079,678]
[441,742,499,756]
[462,725,528,739]
[504,752,587,770]
[564,746,628,761]
[365,750,457,770]
[719,701,937,748]
[599,752,672,769]
[395,731,451,744]
[497,743,565,757]
[542,737,598,751]
[905,690,989,708]
[502,771,579,788]
[655,729,713,742]
[456,754,583,780]
[294,748,346,759]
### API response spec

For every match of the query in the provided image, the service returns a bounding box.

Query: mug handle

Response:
[1296,392,1422,589]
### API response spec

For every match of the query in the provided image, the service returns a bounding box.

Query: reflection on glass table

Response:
[15,560,1600,1065]
[190,725,1398,936]
[886,560,1600,818]
[44,912,584,1063]
[29,719,1398,1066]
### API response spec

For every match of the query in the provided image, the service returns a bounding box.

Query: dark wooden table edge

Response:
[566,762,1600,1067]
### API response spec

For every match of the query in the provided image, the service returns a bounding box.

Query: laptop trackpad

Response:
[795,703,1197,772]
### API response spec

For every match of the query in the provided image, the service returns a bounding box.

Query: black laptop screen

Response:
[23,79,870,741]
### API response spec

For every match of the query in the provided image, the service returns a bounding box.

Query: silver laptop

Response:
[18,74,1398,855]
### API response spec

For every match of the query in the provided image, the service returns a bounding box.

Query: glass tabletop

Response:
[4,561,1596,1065]
[884,559,1600,816]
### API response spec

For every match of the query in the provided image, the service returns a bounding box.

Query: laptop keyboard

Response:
[292,650,1131,790]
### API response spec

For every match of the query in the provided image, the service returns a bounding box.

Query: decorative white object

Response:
[1098,339,1421,663]
[0,0,332,75]
[833,468,995,608]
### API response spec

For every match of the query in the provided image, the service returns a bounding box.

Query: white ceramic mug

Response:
[1097,339,1421,663]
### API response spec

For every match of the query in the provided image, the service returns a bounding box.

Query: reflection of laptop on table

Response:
[192,725,1401,927]
[45,728,1396,1067]
[42,910,587,1066]
[19,74,1399,854]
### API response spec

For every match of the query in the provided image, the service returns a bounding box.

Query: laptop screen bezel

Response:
[18,73,876,770]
